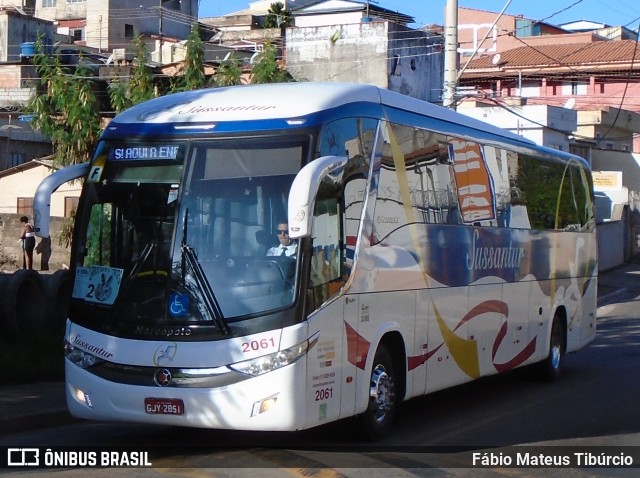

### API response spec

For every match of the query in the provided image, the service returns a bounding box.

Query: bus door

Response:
[302,169,351,426]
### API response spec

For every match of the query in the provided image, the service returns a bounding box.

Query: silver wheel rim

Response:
[369,364,393,423]
[550,340,561,369]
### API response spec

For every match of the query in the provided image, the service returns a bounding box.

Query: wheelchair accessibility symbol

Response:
[168,293,189,317]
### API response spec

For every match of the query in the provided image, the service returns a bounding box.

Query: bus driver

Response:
[266,222,297,257]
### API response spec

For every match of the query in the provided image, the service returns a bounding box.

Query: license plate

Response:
[144,398,185,415]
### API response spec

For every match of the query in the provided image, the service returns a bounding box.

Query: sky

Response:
[198,0,640,29]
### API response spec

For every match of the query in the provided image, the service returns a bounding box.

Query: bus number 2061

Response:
[315,388,333,401]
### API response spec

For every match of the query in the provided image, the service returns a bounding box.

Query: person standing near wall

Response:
[19,216,36,270]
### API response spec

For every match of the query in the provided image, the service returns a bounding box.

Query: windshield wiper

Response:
[181,209,230,335]
[129,242,157,280]
[108,241,157,328]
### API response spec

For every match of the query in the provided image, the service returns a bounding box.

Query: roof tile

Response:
[464,39,640,72]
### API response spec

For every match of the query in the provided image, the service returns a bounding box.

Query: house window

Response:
[125,24,134,38]
[72,28,84,41]
[67,0,86,3]
[515,19,533,38]
[11,152,26,167]
[64,196,79,218]
[17,197,33,216]
[562,80,587,95]
[43,0,56,7]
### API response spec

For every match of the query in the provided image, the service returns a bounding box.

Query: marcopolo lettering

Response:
[135,325,192,337]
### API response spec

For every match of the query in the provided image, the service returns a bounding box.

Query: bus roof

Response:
[107,82,543,151]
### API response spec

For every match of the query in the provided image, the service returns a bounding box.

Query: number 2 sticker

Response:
[72,265,124,305]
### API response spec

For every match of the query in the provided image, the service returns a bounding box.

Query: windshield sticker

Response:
[168,187,179,204]
[72,267,91,299]
[168,292,190,317]
[88,154,106,183]
[72,265,124,306]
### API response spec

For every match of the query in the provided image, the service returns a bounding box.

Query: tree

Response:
[128,36,158,103]
[172,24,207,92]
[250,42,294,84]
[108,35,157,114]
[182,24,207,90]
[214,52,243,86]
[264,2,292,28]
[25,37,102,167]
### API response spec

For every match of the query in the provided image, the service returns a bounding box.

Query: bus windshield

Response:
[71,137,306,336]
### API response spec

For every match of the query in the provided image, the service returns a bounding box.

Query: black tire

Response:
[0,270,47,338]
[41,269,72,328]
[359,345,397,441]
[536,315,565,382]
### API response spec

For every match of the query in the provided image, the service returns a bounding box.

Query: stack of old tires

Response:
[0,269,71,338]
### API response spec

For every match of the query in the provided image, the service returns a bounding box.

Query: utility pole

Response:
[158,2,163,64]
[442,0,458,109]
[98,15,102,53]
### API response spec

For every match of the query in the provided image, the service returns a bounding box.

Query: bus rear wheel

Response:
[359,345,397,441]
[536,315,565,382]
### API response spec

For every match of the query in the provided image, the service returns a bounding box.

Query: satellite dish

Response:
[491,53,501,65]
[564,98,576,109]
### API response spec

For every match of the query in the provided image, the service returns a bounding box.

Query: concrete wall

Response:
[287,20,391,85]
[0,65,37,109]
[286,21,443,102]
[0,163,81,217]
[0,213,71,271]
[0,10,54,62]
[597,215,628,272]
[34,0,197,53]
[458,8,592,56]
[457,103,578,152]
[386,25,444,104]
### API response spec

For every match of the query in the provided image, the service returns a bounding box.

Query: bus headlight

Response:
[229,333,319,377]
[64,341,104,369]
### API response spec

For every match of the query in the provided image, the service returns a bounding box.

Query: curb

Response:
[597,287,629,308]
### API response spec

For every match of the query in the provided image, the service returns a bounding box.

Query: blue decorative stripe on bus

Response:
[101,103,384,139]
[381,224,597,287]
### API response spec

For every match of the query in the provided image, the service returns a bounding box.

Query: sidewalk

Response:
[0,263,639,437]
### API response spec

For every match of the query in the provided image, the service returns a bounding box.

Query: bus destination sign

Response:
[112,145,180,161]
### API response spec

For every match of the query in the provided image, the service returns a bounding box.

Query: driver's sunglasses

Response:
[277,229,289,235]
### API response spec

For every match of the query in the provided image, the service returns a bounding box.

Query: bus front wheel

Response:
[359,345,397,441]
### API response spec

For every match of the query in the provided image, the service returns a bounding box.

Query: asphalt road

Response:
[1,292,639,476]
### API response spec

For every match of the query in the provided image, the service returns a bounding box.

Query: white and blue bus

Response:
[35,82,597,440]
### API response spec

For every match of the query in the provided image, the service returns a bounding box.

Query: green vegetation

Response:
[25,36,102,169]
[108,35,158,114]
[25,25,295,168]
[251,42,295,84]
[264,2,292,28]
